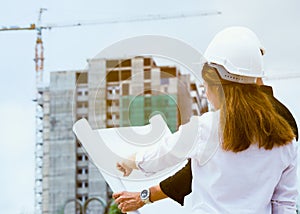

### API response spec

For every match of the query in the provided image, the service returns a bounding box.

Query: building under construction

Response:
[35,56,207,213]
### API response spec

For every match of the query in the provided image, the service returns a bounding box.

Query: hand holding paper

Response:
[117,153,138,177]
[113,191,145,213]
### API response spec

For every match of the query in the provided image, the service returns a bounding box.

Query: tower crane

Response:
[0,9,221,85]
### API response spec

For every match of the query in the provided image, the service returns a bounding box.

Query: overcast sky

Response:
[1,0,300,213]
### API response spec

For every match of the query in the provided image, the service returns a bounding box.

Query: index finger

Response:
[112,191,123,199]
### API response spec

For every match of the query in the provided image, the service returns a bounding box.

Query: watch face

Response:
[140,189,149,200]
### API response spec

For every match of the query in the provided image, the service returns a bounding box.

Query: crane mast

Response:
[34,8,47,85]
[35,36,44,84]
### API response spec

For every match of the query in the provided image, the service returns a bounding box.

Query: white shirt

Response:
[136,111,298,214]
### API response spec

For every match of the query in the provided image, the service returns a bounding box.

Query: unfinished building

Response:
[35,56,207,213]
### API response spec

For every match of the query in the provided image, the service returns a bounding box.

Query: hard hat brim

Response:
[207,63,257,84]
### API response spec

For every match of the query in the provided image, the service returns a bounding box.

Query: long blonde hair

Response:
[202,63,295,152]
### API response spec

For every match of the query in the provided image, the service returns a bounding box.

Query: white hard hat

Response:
[203,26,264,83]
[221,26,266,55]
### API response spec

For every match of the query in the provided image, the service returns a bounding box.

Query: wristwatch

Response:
[140,189,152,204]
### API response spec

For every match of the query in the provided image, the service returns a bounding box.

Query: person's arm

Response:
[271,143,298,213]
[159,159,192,205]
[113,160,192,213]
[113,185,168,213]
[117,116,200,176]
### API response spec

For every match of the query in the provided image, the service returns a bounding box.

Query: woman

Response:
[116,29,298,213]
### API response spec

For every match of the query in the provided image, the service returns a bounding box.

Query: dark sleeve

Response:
[159,159,192,206]
[261,85,298,141]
